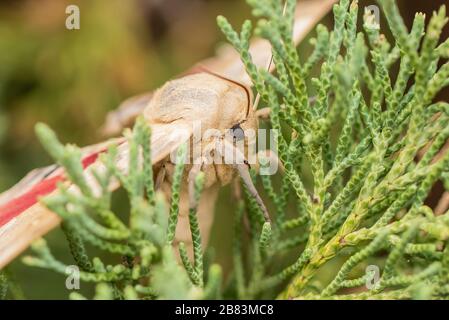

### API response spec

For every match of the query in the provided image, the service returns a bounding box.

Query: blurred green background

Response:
[0,0,448,299]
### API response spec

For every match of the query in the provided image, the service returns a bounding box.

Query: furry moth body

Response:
[143,72,267,255]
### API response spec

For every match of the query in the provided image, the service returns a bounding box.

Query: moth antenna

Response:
[253,1,289,111]
[217,138,271,223]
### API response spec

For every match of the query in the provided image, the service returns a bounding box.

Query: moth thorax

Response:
[144,73,249,130]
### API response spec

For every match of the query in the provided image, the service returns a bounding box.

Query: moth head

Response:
[144,72,258,187]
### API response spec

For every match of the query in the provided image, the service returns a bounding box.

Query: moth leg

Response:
[155,162,167,190]
[173,162,203,262]
[100,92,154,137]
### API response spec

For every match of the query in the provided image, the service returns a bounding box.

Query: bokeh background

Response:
[0,0,448,299]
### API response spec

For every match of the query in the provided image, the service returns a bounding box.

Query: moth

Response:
[0,0,336,268]
[133,70,271,256]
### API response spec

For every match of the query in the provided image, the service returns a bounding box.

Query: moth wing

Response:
[0,123,192,268]
[101,92,154,136]
[0,137,123,207]
[0,165,59,206]
[0,202,60,269]
[104,122,192,181]
[149,122,193,164]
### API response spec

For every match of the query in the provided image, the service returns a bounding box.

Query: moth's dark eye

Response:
[230,123,245,141]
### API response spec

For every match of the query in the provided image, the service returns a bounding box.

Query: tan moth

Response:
[139,70,270,255]
[0,65,269,268]
[0,0,336,268]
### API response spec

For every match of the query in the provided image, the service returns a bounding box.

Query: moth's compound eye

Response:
[230,123,245,141]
